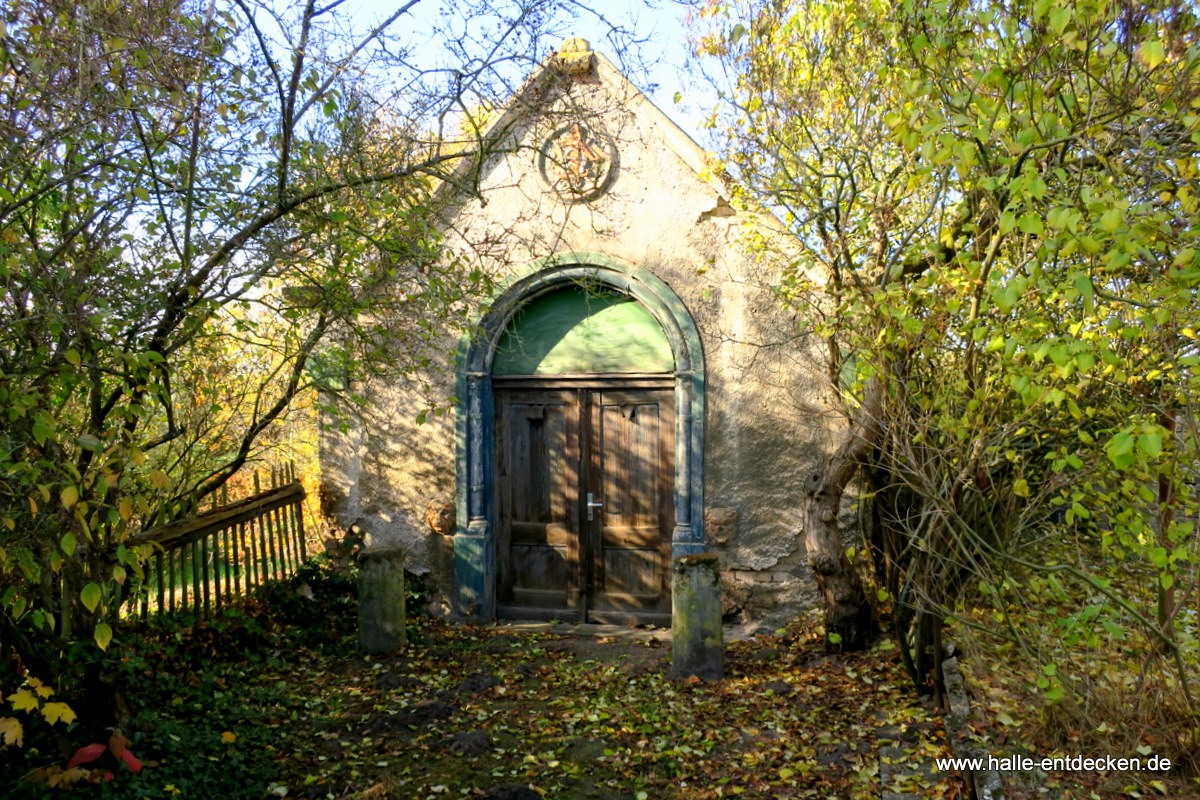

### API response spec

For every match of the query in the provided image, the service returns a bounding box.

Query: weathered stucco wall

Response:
[319,46,845,627]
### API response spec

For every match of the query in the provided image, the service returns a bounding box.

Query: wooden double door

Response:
[494,379,675,624]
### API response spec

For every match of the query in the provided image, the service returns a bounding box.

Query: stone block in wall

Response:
[705,507,738,546]
[425,500,455,536]
[719,574,750,619]
[727,569,798,584]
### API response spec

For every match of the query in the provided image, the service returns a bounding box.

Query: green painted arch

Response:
[492,285,674,375]
[459,251,704,376]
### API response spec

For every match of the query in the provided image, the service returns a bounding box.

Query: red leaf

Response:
[67,743,107,769]
[119,748,143,773]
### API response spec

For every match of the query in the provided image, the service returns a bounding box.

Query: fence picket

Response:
[167,550,175,613]
[286,501,298,571]
[294,489,307,562]
[274,503,289,576]
[189,540,200,616]
[265,501,279,581]
[233,520,244,598]
[249,513,260,588]
[201,536,211,617]
[220,526,231,601]
[179,548,187,611]
[156,553,165,616]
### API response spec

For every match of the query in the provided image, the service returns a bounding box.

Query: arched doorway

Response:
[454,253,706,624]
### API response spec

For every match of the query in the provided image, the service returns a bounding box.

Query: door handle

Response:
[585,492,604,521]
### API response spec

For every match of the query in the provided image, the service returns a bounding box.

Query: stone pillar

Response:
[672,553,723,681]
[671,370,707,559]
[455,371,495,621]
[454,527,494,620]
[358,547,407,654]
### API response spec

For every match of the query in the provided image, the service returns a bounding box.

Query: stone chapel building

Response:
[319,40,844,629]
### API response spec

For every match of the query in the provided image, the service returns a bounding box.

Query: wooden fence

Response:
[122,465,308,620]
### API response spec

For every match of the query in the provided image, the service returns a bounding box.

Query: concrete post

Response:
[358,547,407,654]
[672,553,723,681]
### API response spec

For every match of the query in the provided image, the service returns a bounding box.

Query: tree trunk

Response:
[802,377,882,651]
[803,472,875,649]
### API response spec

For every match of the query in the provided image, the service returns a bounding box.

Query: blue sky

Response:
[340,0,710,136]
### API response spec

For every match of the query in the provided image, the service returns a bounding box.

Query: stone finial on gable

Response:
[552,37,594,76]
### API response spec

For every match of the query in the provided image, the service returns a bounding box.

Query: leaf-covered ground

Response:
[8,600,965,800]
[14,564,1197,800]
[140,616,960,799]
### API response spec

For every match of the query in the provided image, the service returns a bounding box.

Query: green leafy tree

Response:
[0,0,644,735]
[699,0,1200,728]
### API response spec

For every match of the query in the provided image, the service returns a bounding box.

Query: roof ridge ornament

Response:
[552,37,594,76]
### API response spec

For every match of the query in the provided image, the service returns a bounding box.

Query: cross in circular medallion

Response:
[538,121,617,202]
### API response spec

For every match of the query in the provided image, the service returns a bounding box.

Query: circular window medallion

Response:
[538,121,617,202]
